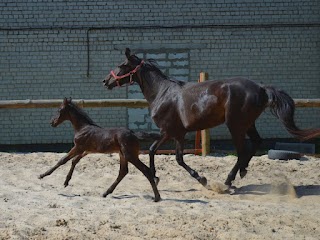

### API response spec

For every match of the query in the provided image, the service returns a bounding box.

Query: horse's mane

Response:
[68,101,100,127]
[141,58,186,87]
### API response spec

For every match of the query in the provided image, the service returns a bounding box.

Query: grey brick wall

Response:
[0,0,319,145]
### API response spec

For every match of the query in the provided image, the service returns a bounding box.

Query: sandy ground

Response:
[0,151,319,240]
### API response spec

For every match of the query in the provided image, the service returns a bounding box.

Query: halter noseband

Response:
[110,60,144,87]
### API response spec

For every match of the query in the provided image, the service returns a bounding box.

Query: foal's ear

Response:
[63,97,72,105]
[63,97,68,105]
[125,48,131,59]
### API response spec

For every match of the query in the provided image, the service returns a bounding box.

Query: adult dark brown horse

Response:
[103,48,320,187]
[39,98,161,202]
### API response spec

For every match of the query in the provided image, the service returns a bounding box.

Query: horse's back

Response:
[220,77,268,108]
[182,77,262,100]
[178,77,268,130]
[217,77,269,127]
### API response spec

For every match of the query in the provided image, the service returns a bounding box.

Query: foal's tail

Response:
[264,86,320,141]
[134,131,161,141]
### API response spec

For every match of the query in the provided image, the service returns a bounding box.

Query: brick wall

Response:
[0,0,319,145]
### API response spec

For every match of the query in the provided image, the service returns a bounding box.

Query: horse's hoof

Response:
[154,195,161,202]
[64,183,68,188]
[102,193,108,198]
[199,176,207,186]
[240,169,247,179]
[224,180,232,187]
[154,177,160,186]
[224,184,236,194]
[38,175,43,179]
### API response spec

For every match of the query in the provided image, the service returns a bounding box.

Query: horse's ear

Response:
[125,48,131,59]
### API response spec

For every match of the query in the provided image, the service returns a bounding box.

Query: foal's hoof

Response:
[38,174,44,179]
[239,169,248,179]
[102,193,108,198]
[154,177,160,186]
[199,176,207,186]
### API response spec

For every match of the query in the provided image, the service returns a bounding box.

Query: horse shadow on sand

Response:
[231,184,320,198]
[111,184,320,202]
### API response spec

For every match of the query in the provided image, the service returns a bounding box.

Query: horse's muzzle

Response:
[102,79,108,87]
[102,77,114,90]
[50,119,58,127]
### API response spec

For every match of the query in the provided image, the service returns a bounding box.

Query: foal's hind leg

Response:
[64,152,88,187]
[102,153,128,198]
[39,147,79,179]
[175,138,207,186]
[130,157,161,202]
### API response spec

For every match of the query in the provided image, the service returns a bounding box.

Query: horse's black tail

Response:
[134,131,161,141]
[264,86,320,141]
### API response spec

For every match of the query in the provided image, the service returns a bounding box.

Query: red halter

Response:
[110,61,144,87]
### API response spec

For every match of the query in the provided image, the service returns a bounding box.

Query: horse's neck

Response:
[139,71,174,104]
[68,111,91,132]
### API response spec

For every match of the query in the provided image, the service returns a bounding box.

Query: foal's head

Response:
[103,48,144,90]
[51,98,72,127]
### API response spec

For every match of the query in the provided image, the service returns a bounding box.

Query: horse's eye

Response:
[118,64,128,69]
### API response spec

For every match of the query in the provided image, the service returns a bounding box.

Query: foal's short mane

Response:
[141,58,186,86]
[67,101,100,127]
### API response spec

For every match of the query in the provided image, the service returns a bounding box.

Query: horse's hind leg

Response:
[64,152,87,187]
[224,129,247,186]
[129,157,161,202]
[175,138,207,186]
[102,153,128,198]
[241,124,263,178]
[39,147,79,179]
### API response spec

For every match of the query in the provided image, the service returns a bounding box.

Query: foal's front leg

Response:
[39,147,79,179]
[64,152,87,187]
[102,153,128,198]
[175,139,207,186]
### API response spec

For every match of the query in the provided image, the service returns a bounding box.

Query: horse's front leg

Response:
[39,147,79,179]
[175,139,207,186]
[149,135,169,186]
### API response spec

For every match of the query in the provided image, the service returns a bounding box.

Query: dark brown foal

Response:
[39,98,161,202]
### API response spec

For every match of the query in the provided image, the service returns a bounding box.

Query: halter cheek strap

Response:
[110,60,144,86]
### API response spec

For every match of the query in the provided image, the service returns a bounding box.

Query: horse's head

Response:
[103,48,144,90]
[51,98,72,127]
